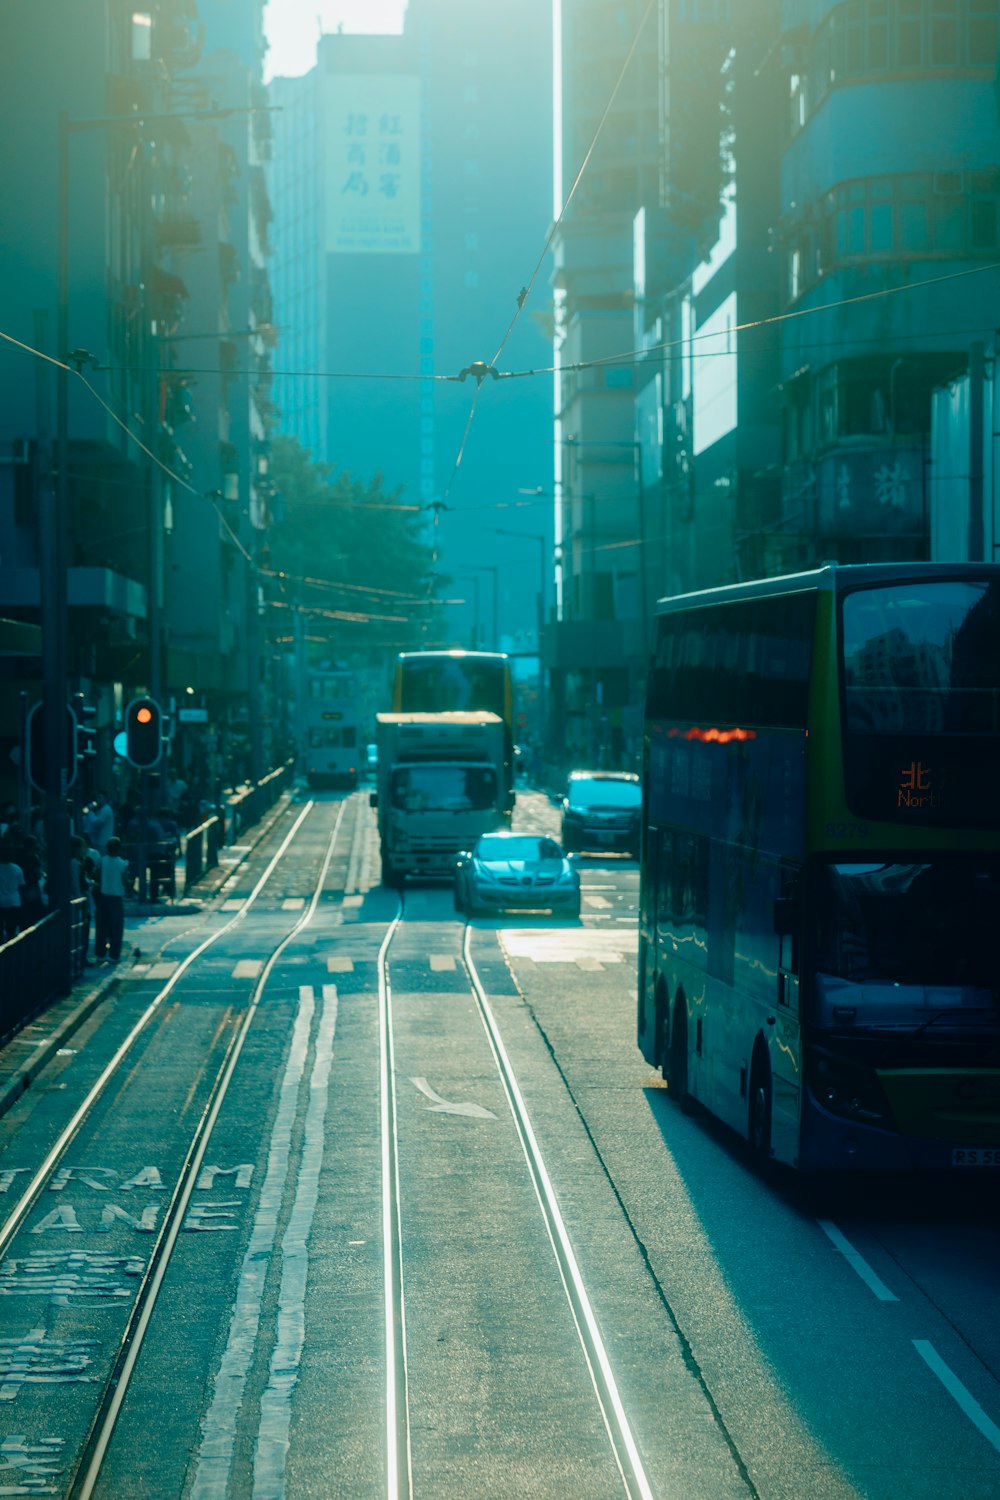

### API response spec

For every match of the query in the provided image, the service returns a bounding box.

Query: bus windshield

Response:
[841,580,1000,734]
[397,656,507,717]
[390,765,497,813]
[815,859,1000,995]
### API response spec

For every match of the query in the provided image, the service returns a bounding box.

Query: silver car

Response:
[454,831,581,918]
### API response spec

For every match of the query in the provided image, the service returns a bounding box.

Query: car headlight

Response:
[556,868,577,885]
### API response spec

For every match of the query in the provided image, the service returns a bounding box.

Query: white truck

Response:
[370,711,511,886]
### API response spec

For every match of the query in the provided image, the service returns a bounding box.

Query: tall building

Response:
[267,0,554,679]
[0,0,275,813]
[773,0,1000,569]
[549,0,660,767]
[636,0,1000,609]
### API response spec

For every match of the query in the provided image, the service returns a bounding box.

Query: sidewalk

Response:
[0,784,297,1121]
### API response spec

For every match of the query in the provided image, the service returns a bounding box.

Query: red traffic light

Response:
[125,697,162,769]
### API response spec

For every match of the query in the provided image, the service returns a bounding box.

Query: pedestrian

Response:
[94,835,132,964]
[84,790,116,855]
[0,838,24,942]
[18,838,46,929]
[69,835,94,964]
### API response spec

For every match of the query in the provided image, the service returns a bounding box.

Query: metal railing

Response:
[225,760,294,843]
[182,815,220,895]
[0,897,87,1042]
[0,762,295,1041]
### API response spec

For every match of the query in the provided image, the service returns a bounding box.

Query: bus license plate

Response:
[951,1148,1000,1166]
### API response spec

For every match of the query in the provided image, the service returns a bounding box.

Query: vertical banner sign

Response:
[326,75,421,255]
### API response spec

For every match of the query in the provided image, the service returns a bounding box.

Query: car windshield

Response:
[390,765,496,812]
[568,778,640,810]
[476,835,562,862]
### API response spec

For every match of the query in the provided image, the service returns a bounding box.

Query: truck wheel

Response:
[382,860,404,890]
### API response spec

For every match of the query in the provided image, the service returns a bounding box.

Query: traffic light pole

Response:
[39,297,72,989]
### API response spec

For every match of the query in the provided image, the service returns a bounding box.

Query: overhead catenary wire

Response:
[487,0,658,373]
[3,238,999,623]
[100,259,1000,386]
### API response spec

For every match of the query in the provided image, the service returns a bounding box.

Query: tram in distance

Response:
[300,666,361,788]
[638,562,1000,1173]
[391,648,515,792]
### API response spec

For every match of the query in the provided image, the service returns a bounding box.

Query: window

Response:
[648,591,818,727]
[971,196,997,248]
[841,580,1000,734]
[796,0,1000,133]
[132,11,152,62]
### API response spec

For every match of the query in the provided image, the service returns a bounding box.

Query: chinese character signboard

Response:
[326,75,421,255]
[815,447,923,537]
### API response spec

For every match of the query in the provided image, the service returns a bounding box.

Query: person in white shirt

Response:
[84,791,116,855]
[94,836,131,963]
[0,841,24,942]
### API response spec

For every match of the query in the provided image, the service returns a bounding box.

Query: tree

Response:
[264,436,446,662]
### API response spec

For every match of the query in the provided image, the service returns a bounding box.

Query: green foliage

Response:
[265,436,444,661]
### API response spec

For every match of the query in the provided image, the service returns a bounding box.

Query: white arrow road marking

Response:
[410,1078,496,1119]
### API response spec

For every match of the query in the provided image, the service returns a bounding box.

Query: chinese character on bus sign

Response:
[898,760,940,809]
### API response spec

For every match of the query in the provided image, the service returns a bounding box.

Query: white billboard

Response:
[326,74,421,255]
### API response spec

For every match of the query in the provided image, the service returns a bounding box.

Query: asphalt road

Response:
[1,785,998,1499]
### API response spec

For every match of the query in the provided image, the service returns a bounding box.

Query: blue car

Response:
[454,831,581,918]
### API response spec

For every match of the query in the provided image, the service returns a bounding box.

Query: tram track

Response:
[377,895,654,1500]
[0,793,355,1499]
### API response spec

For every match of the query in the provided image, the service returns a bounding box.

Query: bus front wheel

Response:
[749,1057,772,1169]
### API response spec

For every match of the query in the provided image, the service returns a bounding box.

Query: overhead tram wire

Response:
[487,0,658,373]
[497,259,1000,382]
[409,0,659,570]
[0,329,440,630]
[5,235,998,617]
[24,254,998,400]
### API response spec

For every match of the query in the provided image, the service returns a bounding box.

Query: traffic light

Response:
[72,693,98,769]
[125,697,163,769]
[26,701,78,793]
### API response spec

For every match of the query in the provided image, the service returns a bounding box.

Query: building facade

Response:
[0,0,275,818]
[267,0,554,696]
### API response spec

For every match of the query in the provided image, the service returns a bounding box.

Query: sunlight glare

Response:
[264,0,408,81]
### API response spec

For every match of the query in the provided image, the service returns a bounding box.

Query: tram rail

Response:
[377,895,654,1500]
[0,794,352,1499]
[2,796,656,1499]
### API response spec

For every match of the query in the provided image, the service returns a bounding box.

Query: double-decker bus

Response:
[637,564,1000,1173]
[300,668,361,789]
[392,650,515,798]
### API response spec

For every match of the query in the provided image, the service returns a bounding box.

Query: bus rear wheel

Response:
[668,999,692,1113]
[749,1060,772,1170]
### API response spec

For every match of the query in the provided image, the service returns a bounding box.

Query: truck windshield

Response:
[391,765,497,812]
[815,859,1000,991]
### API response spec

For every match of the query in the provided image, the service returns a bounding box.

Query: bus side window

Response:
[656,831,673,931]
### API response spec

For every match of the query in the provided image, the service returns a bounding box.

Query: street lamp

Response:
[468,564,500,650]
[492,526,550,750]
